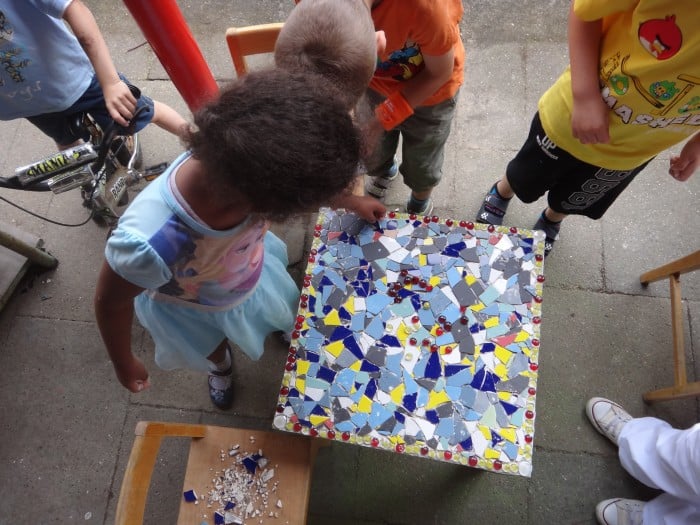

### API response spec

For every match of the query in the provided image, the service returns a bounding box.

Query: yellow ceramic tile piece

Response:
[499,428,517,443]
[295,377,306,393]
[324,309,341,326]
[484,317,499,328]
[485,449,500,459]
[357,395,372,413]
[325,340,344,358]
[427,389,450,409]
[310,415,329,427]
[494,345,512,364]
[515,330,529,342]
[297,360,310,376]
[390,383,406,404]
[494,363,509,380]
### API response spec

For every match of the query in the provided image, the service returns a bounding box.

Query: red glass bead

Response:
[288,346,297,355]
[310,428,319,437]
[394,296,402,303]
[524,434,533,444]
[400,269,409,276]
[425,285,433,292]
[532,338,540,347]
[466,222,474,229]
[314,224,322,231]
[313,231,320,238]
[287,355,296,363]
[342,432,350,441]
[296,315,305,323]
[301,294,309,301]
[310,248,318,255]
[533,316,541,324]
[388,211,396,218]
[422,216,431,224]
[534,295,543,303]
[431,215,439,223]
[371,437,379,447]
[460,305,467,313]
[445,346,453,354]
[436,328,444,336]
[419,279,427,288]
[292,330,300,339]
[459,220,468,227]
[444,322,452,332]
[276,404,285,413]
[493,460,503,471]
[438,315,447,324]
[468,456,478,467]
[525,410,534,419]
[396,443,405,453]
[430,344,438,353]
[420,446,429,456]
[393,282,402,291]
[294,322,303,330]
[285,362,295,371]
[404,276,413,285]
[409,213,417,220]
[422,338,431,347]
[293,423,302,432]
[411,275,420,285]
[444,451,453,461]
[280,386,289,396]
[528,387,536,395]
[327,430,336,439]
[535,254,544,262]
[537,275,545,283]
[460,316,468,325]
[411,315,420,324]
[510,226,518,234]
[530,363,538,371]
[446,219,454,227]
[487,224,495,233]
[300,301,308,309]
[409,337,418,346]
[308,255,315,262]
[387,290,396,297]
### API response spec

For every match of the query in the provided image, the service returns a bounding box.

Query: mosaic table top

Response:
[273,208,546,476]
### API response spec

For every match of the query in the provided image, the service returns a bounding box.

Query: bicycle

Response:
[0,95,168,228]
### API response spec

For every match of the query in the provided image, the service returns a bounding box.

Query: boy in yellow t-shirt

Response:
[475,0,700,256]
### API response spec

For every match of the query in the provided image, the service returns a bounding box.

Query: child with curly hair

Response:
[94,69,380,409]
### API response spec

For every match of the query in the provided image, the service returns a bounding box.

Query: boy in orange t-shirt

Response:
[364,0,465,215]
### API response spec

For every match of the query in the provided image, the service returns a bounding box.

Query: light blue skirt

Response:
[135,232,299,372]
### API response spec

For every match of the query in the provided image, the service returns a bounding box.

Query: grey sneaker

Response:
[533,210,561,257]
[406,197,433,216]
[586,397,633,445]
[595,498,645,525]
[365,161,399,199]
[476,182,512,225]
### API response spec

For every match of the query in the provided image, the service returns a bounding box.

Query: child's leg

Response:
[207,339,234,410]
[152,100,189,138]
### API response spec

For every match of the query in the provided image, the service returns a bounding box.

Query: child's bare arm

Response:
[669,132,700,182]
[63,0,136,127]
[94,261,150,393]
[400,50,455,109]
[568,2,609,144]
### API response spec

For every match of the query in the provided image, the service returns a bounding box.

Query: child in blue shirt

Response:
[0,0,187,147]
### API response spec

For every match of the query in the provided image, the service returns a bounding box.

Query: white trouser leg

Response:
[618,418,700,525]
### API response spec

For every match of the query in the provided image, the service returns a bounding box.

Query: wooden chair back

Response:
[640,250,700,402]
[225,23,284,76]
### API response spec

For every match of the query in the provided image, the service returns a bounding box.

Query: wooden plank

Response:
[640,250,700,285]
[0,222,46,311]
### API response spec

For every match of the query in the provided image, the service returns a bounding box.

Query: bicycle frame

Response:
[0,111,166,226]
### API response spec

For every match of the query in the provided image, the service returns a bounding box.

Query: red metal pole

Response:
[122,0,219,112]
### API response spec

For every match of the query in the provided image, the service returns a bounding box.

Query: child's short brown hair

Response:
[274,0,376,111]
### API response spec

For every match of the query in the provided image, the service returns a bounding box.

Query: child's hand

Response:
[571,96,610,144]
[669,136,700,182]
[352,194,387,222]
[113,355,151,393]
[103,80,137,128]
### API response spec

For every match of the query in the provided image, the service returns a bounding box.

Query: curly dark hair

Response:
[185,69,361,221]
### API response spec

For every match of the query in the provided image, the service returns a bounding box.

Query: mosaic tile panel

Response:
[273,208,546,476]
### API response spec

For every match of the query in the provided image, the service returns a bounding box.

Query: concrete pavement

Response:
[1,1,699,524]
